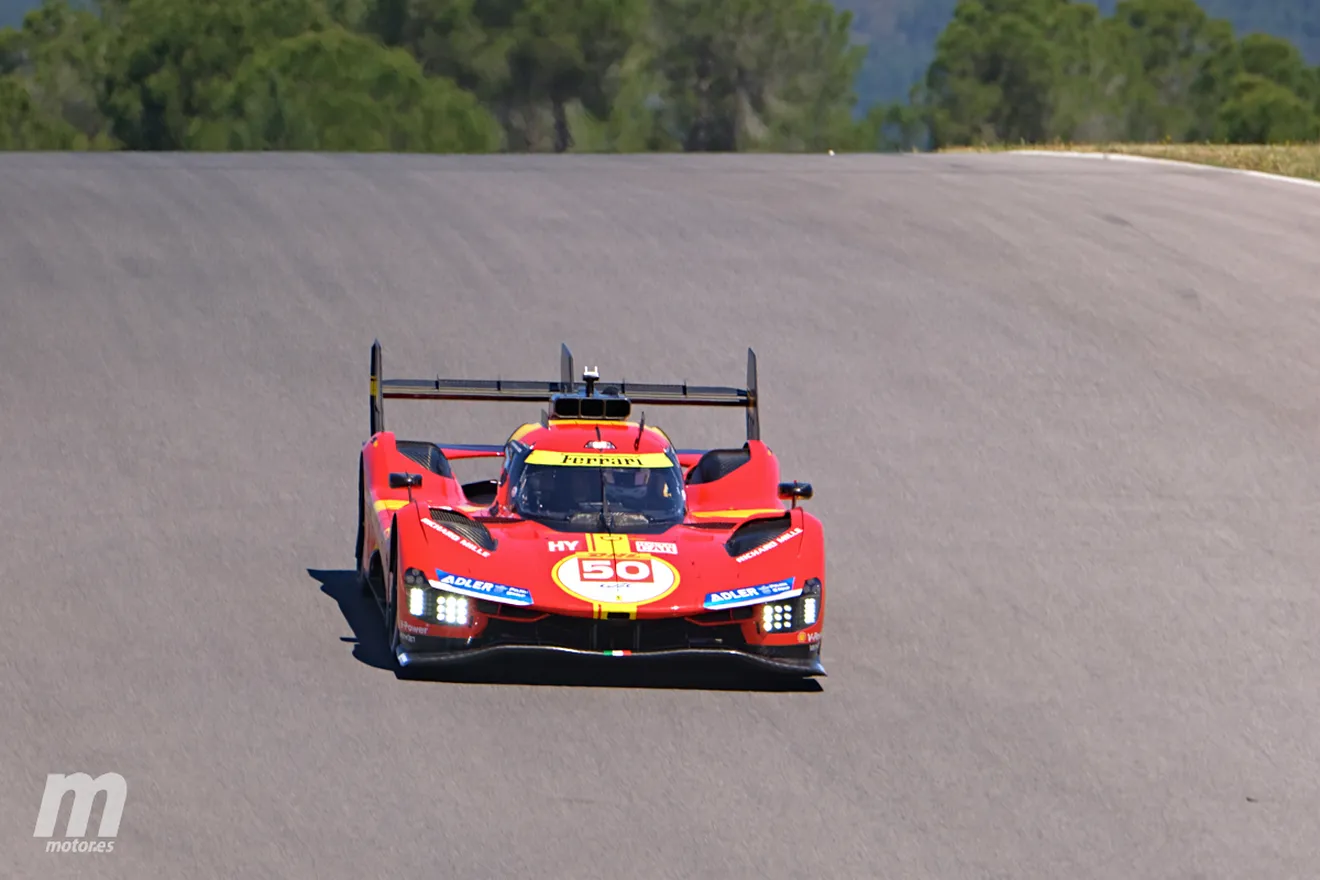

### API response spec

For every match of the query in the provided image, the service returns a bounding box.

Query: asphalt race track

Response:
[4,152,1320,879]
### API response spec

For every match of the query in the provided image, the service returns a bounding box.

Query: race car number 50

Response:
[578,558,653,582]
[552,554,680,605]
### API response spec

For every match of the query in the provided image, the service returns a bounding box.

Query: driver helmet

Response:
[604,467,652,502]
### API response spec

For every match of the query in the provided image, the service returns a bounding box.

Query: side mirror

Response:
[389,472,423,489]
[778,481,813,502]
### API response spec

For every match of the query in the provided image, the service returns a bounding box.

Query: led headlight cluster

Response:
[762,602,795,631]
[402,567,472,627]
[757,577,821,634]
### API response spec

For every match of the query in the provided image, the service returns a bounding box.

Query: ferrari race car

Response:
[354,341,826,677]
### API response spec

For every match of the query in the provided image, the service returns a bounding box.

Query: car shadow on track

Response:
[311,567,397,671]
[310,568,823,693]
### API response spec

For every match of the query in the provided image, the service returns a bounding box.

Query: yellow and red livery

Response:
[355,341,826,677]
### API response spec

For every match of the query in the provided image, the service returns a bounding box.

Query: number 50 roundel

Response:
[552,553,681,605]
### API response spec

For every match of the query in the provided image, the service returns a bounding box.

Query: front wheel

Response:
[385,522,400,656]
[383,521,417,678]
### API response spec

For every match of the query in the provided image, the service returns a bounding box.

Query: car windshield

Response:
[512,456,685,528]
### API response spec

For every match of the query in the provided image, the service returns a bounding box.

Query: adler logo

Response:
[33,772,126,854]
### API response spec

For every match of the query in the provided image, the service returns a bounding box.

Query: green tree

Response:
[1048,2,1135,141]
[646,0,864,151]
[507,0,647,151]
[368,0,646,152]
[99,0,332,149]
[919,0,1084,147]
[914,0,1320,147]
[0,0,116,147]
[558,42,677,152]
[193,26,501,151]
[1237,32,1313,101]
[1107,0,1240,140]
[0,71,85,146]
[1216,71,1319,140]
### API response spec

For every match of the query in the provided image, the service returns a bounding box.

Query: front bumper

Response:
[396,642,824,676]
[394,609,825,677]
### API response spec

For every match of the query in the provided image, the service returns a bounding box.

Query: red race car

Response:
[355,341,825,677]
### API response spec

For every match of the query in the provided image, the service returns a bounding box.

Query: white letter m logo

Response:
[33,773,127,838]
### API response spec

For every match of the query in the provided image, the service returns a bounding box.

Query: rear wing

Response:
[368,340,761,442]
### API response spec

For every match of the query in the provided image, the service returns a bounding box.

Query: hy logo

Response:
[34,772,126,854]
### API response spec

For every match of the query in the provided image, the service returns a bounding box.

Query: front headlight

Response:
[757,577,821,633]
[402,567,473,626]
[761,601,795,631]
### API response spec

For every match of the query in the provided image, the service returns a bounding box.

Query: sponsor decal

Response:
[548,539,580,553]
[525,449,672,468]
[422,517,493,558]
[552,553,680,606]
[432,569,534,606]
[734,526,803,563]
[634,540,678,556]
[398,618,429,635]
[796,631,822,644]
[703,578,801,610]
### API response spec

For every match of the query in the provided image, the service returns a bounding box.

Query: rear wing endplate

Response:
[369,340,760,441]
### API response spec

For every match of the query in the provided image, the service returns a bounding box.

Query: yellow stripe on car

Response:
[585,533,630,554]
[689,508,784,518]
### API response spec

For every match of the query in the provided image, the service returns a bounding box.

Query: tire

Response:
[384,518,416,678]
[385,519,400,655]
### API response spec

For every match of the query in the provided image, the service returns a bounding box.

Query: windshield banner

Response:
[525,450,672,468]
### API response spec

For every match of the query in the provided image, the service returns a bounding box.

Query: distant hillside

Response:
[4,0,1320,110]
[833,0,958,108]
[1099,0,1320,61]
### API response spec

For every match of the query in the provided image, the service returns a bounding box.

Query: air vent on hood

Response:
[724,513,793,558]
[428,508,497,552]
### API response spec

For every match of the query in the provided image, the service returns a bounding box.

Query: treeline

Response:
[837,0,1320,108]
[4,0,1320,153]
[0,0,880,152]
[882,0,1320,148]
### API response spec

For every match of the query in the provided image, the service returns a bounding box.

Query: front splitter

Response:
[395,643,826,677]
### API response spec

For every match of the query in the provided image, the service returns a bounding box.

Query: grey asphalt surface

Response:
[3,151,1320,879]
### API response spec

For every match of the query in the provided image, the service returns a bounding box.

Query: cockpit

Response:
[508,448,686,529]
